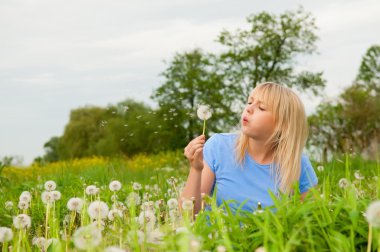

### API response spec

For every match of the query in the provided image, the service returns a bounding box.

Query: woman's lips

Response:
[242,116,249,123]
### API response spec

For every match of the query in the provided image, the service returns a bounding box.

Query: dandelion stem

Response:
[45,202,50,240]
[367,223,372,252]
[202,119,206,135]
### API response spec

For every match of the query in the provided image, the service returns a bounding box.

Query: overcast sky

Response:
[1,0,379,166]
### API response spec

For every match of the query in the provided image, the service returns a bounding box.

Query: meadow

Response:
[0,151,379,252]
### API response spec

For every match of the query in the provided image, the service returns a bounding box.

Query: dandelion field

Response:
[0,152,379,252]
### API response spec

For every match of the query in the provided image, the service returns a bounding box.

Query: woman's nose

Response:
[246,104,254,114]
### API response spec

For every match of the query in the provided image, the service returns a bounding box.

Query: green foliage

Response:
[217,7,325,102]
[309,45,380,160]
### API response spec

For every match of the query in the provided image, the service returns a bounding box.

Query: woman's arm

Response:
[180,162,215,215]
[179,135,215,216]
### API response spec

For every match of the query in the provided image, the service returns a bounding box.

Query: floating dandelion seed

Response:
[317,165,324,172]
[88,201,109,219]
[13,214,31,229]
[109,180,122,192]
[197,105,212,135]
[44,180,56,191]
[73,225,102,250]
[67,198,84,212]
[0,227,13,242]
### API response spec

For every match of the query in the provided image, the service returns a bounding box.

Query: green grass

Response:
[0,152,379,251]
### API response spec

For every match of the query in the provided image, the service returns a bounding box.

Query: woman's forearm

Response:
[179,167,203,215]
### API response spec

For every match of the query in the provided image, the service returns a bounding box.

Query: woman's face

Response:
[241,90,276,141]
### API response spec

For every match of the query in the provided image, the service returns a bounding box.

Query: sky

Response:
[0,0,379,166]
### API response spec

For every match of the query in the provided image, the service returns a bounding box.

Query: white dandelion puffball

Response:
[132,182,142,191]
[88,201,109,219]
[19,191,32,203]
[0,227,13,242]
[197,105,212,120]
[86,185,100,195]
[105,246,125,252]
[108,209,123,221]
[338,178,350,188]
[18,201,29,210]
[44,180,57,191]
[41,191,54,204]
[5,201,14,210]
[365,200,380,227]
[167,198,178,209]
[317,165,324,172]
[73,225,102,250]
[138,210,156,231]
[126,192,141,207]
[91,220,106,231]
[109,180,122,192]
[255,247,267,252]
[181,199,194,211]
[51,191,61,201]
[354,170,365,180]
[13,214,31,229]
[147,228,164,245]
[217,245,227,252]
[67,198,84,212]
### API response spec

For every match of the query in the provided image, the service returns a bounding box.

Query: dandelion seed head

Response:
[132,182,142,191]
[18,201,29,210]
[0,227,13,242]
[197,105,212,120]
[86,185,99,195]
[44,180,56,191]
[338,178,350,188]
[109,180,122,192]
[19,191,32,202]
[13,214,31,229]
[108,209,123,221]
[73,225,102,250]
[366,200,380,227]
[51,190,61,201]
[41,191,54,204]
[5,201,13,210]
[167,198,178,209]
[67,197,84,212]
[88,201,109,219]
[181,199,193,211]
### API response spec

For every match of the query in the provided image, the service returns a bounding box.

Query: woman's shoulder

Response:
[207,132,238,144]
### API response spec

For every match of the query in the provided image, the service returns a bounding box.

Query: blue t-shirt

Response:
[203,133,318,212]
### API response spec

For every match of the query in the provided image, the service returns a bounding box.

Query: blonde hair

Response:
[235,82,308,194]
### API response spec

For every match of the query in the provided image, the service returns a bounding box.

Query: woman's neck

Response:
[247,138,274,165]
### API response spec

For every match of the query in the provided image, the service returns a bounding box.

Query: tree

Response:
[151,49,237,141]
[356,45,380,91]
[308,45,380,160]
[217,7,325,103]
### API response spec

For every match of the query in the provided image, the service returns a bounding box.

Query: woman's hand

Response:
[184,135,206,171]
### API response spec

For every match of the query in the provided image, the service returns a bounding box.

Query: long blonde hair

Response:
[235,82,308,194]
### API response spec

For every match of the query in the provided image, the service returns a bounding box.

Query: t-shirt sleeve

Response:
[299,154,318,193]
[203,134,219,174]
